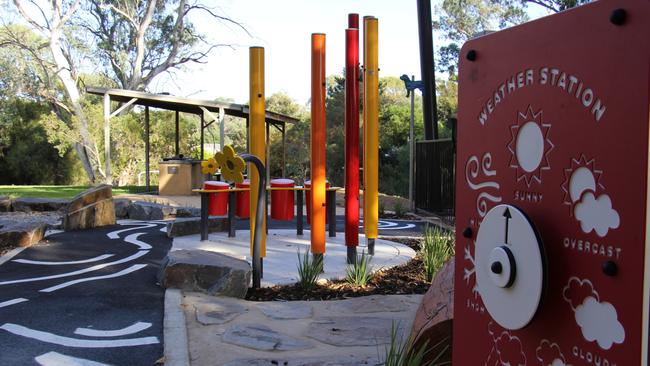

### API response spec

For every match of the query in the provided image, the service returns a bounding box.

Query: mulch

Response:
[245,237,430,302]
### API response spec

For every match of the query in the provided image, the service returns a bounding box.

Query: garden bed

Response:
[245,237,431,301]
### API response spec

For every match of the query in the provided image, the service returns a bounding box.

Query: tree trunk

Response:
[49,20,105,184]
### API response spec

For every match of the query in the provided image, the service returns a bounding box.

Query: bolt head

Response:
[610,8,626,26]
[466,50,477,61]
[491,261,503,274]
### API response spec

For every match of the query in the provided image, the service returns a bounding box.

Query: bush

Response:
[379,201,386,216]
[346,250,374,286]
[296,248,323,290]
[421,225,455,282]
[381,322,450,366]
[394,201,406,217]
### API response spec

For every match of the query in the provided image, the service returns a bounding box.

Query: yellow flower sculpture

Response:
[215,145,245,184]
[201,157,219,175]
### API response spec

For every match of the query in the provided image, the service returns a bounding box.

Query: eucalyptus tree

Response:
[1,0,248,183]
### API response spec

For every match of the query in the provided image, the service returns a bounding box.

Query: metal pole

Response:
[103,93,112,184]
[328,189,336,238]
[363,17,379,255]
[249,47,267,259]
[311,33,327,258]
[175,110,180,157]
[241,154,266,289]
[219,107,225,152]
[345,14,360,262]
[282,123,286,177]
[200,192,209,241]
[409,76,415,211]
[228,191,236,237]
[296,189,303,235]
[200,113,204,160]
[145,106,150,191]
[417,0,438,140]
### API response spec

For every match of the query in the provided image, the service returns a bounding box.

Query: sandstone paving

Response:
[182,291,422,366]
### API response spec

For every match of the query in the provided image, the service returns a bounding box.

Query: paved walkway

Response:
[172,229,416,287]
[180,292,423,366]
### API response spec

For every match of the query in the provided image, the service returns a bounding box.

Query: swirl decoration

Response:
[466,153,502,217]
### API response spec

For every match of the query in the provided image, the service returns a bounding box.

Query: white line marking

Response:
[40,264,147,293]
[35,351,110,366]
[123,233,152,250]
[0,247,26,266]
[0,323,159,348]
[0,298,28,308]
[106,224,156,239]
[0,250,148,286]
[13,254,115,266]
[378,223,416,230]
[74,321,152,337]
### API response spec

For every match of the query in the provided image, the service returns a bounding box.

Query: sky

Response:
[152,0,551,105]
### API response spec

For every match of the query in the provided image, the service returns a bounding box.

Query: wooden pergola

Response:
[87,87,299,190]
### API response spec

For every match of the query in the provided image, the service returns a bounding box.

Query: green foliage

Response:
[421,225,455,282]
[346,251,374,286]
[381,323,450,366]
[393,201,406,217]
[296,248,323,290]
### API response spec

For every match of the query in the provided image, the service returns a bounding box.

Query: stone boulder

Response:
[409,257,454,364]
[12,197,69,212]
[157,249,251,298]
[127,201,164,220]
[0,221,47,253]
[113,198,132,219]
[166,217,228,238]
[0,196,12,212]
[62,185,116,231]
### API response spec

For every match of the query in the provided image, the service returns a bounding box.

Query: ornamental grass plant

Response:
[296,247,323,290]
[345,250,374,286]
[421,225,455,282]
[381,323,450,366]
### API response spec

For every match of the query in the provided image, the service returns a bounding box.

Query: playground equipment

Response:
[454,1,650,364]
[345,14,360,263]
[363,16,379,255]
[196,13,380,289]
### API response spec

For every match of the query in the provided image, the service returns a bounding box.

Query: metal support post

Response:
[228,191,236,238]
[200,192,209,241]
[327,190,336,237]
[296,189,304,235]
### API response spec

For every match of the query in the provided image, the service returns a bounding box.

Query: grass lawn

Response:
[0,185,150,199]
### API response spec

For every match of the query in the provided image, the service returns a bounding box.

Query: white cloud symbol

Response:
[574,296,625,350]
[574,192,619,237]
[551,359,570,366]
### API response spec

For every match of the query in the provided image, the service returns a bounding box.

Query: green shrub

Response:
[381,322,450,366]
[421,225,455,282]
[296,248,323,290]
[346,250,374,286]
[394,201,406,217]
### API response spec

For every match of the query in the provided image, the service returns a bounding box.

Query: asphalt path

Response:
[0,222,170,366]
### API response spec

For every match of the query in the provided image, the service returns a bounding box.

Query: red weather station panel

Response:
[453,1,650,366]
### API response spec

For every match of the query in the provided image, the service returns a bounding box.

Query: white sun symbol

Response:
[507,106,554,187]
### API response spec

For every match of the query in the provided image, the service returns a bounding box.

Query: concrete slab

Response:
[182,292,422,366]
[171,229,416,287]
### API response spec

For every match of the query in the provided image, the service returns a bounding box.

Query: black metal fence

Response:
[415,138,455,216]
